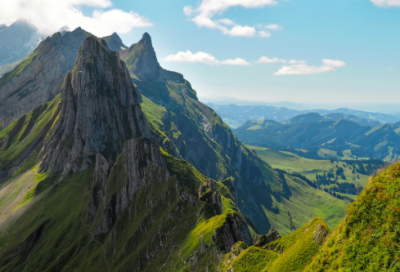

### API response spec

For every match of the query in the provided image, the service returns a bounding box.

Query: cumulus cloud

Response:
[163,51,250,66]
[259,31,271,37]
[256,56,286,64]
[370,0,400,7]
[289,59,307,64]
[221,58,251,65]
[184,0,278,37]
[273,59,346,76]
[0,0,152,36]
[265,24,283,30]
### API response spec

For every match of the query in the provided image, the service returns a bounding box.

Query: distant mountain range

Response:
[234,112,400,162]
[0,20,43,76]
[207,103,400,128]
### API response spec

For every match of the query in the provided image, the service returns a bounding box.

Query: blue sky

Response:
[1,0,399,107]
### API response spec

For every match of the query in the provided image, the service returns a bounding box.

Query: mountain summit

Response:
[119,32,163,81]
[39,36,151,178]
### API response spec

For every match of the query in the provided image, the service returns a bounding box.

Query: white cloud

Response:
[273,59,346,76]
[289,59,307,64]
[370,0,400,7]
[322,59,346,68]
[218,18,236,25]
[259,30,271,37]
[221,58,251,65]
[184,0,278,37]
[256,56,286,64]
[265,24,283,30]
[224,25,256,36]
[0,0,152,36]
[163,51,250,66]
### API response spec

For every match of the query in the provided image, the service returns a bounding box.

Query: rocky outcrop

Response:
[119,33,162,81]
[217,213,254,252]
[38,36,151,178]
[199,178,223,213]
[254,229,281,247]
[94,138,168,235]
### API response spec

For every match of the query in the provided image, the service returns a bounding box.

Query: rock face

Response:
[254,229,281,247]
[119,33,166,82]
[0,19,42,66]
[0,28,128,131]
[0,28,90,130]
[39,36,151,178]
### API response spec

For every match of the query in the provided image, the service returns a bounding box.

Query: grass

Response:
[305,162,400,271]
[0,95,60,167]
[267,218,330,272]
[219,217,330,272]
[0,48,39,91]
[246,145,370,188]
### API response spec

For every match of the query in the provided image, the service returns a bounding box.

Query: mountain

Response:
[0,36,253,271]
[207,103,396,129]
[0,31,380,271]
[117,33,354,235]
[0,28,128,131]
[101,32,128,51]
[0,20,43,76]
[234,115,400,162]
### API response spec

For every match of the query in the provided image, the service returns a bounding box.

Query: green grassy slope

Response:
[0,148,251,272]
[219,217,330,272]
[305,162,400,271]
[246,145,371,189]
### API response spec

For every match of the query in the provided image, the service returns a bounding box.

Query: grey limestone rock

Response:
[0,27,90,130]
[38,35,151,179]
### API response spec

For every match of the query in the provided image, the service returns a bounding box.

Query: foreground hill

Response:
[305,162,400,271]
[234,115,400,162]
[219,162,400,271]
[219,217,331,272]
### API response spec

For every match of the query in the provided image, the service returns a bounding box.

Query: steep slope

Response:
[0,27,90,130]
[0,36,252,272]
[0,28,127,131]
[120,33,294,234]
[118,32,352,236]
[305,162,400,271]
[219,217,330,272]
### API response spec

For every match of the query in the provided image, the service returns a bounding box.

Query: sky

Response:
[0,0,399,109]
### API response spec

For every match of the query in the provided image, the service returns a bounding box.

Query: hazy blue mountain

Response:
[234,115,400,162]
[208,103,386,128]
[0,20,43,75]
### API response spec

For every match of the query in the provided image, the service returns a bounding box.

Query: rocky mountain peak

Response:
[39,35,151,178]
[101,32,127,51]
[119,32,162,81]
